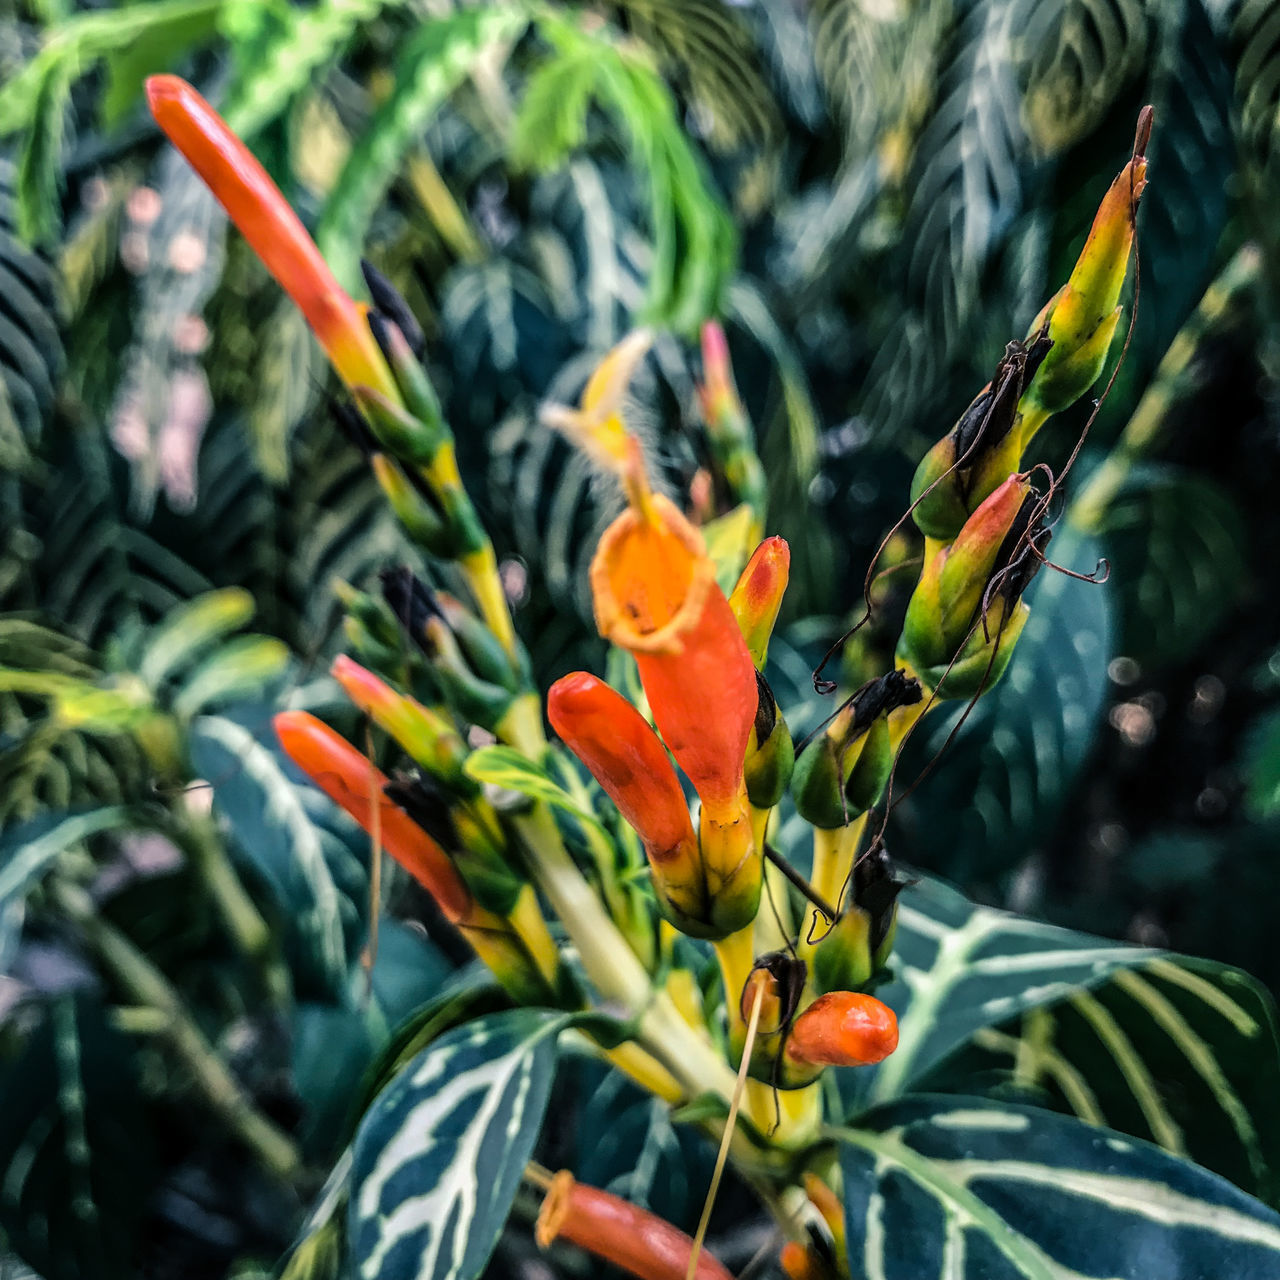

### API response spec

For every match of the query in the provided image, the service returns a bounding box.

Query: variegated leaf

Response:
[0,807,134,907]
[349,1009,563,1280]
[189,714,347,992]
[855,874,1280,1204]
[837,1096,1280,1279]
[939,957,1280,1205]
[855,874,1154,1108]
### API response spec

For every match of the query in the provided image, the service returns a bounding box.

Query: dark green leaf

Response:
[189,713,347,993]
[895,528,1112,882]
[0,997,156,1280]
[1098,466,1248,668]
[0,807,134,907]
[837,1095,1280,1279]
[348,1009,563,1280]
[317,5,530,287]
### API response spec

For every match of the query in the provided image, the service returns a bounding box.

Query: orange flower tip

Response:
[786,992,899,1068]
[780,1241,826,1280]
[547,671,600,720]
[330,653,390,706]
[537,1172,735,1280]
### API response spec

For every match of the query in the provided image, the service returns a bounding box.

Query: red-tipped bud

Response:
[145,75,397,402]
[273,710,470,920]
[697,321,740,426]
[536,1171,734,1280]
[785,992,899,1069]
[330,655,471,789]
[729,537,790,668]
[1025,109,1152,414]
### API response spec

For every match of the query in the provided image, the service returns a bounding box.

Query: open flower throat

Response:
[591,496,712,651]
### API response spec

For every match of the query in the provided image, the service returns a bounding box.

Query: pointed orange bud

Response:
[536,1171,734,1280]
[1025,109,1152,415]
[145,76,397,402]
[548,673,706,922]
[273,710,470,921]
[785,992,899,1069]
[729,536,790,667]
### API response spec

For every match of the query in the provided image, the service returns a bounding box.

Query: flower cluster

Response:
[148,75,1148,1279]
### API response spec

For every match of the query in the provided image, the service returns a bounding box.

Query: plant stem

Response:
[715,924,758,1060]
[52,879,301,1182]
[406,150,485,264]
[177,812,291,1008]
[514,806,740,1103]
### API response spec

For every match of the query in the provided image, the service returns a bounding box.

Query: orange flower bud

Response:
[145,76,397,402]
[547,673,706,924]
[729,536,790,668]
[273,710,470,921]
[785,992,899,1069]
[536,1171,733,1280]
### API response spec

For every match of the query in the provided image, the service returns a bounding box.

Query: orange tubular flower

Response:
[785,992,899,1071]
[547,673,708,927]
[145,76,397,402]
[273,711,470,921]
[536,1171,734,1280]
[590,494,760,929]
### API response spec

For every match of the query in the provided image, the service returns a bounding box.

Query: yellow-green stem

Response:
[508,882,566,993]
[180,812,290,1008]
[715,924,758,1060]
[53,879,300,1182]
[514,805,739,1103]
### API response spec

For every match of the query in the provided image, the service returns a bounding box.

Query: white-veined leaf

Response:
[857,874,1151,1110]
[0,806,134,907]
[348,1009,563,1280]
[936,955,1280,1204]
[837,1095,1280,1278]
[859,873,1280,1202]
[189,714,347,993]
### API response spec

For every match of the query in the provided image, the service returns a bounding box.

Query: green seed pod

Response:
[792,671,922,828]
[910,337,1053,543]
[744,672,795,808]
[901,475,1031,671]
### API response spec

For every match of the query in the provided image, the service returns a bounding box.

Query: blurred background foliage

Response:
[2,0,1280,1275]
